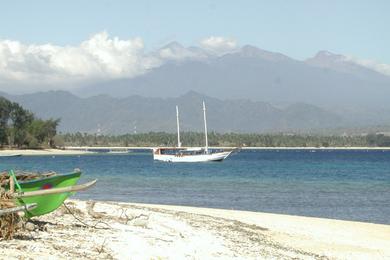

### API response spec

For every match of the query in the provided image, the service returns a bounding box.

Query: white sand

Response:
[0,149,93,156]
[65,146,390,150]
[132,202,390,260]
[2,146,389,157]
[1,200,389,259]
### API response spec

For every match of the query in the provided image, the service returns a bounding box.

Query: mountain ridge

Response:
[2,90,344,134]
[75,44,390,111]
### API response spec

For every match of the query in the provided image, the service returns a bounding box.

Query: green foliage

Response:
[0,97,13,146]
[2,95,389,149]
[59,131,384,147]
[0,96,60,148]
[366,133,390,147]
[52,135,65,147]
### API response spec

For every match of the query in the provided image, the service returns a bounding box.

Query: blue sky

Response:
[0,0,389,62]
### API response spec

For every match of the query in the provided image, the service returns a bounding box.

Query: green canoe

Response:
[11,171,82,218]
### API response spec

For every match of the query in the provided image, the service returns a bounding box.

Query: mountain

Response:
[305,51,390,82]
[2,44,390,133]
[2,90,343,134]
[76,45,390,111]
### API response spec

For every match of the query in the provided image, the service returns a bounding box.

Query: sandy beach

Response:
[2,147,390,157]
[0,149,94,156]
[65,146,390,150]
[1,200,389,259]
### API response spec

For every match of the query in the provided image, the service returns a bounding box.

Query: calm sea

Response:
[1,149,389,224]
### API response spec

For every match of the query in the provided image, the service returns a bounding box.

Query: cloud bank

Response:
[0,32,389,94]
[0,33,240,92]
[0,32,160,90]
[344,56,390,76]
[199,36,238,54]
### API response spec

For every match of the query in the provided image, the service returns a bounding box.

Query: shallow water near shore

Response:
[1,149,390,224]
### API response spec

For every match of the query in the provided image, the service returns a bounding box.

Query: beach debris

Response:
[57,202,84,216]
[132,214,150,228]
[0,188,23,240]
[117,206,151,227]
[61,201,112,230]
[0,171,57,186]
[87,201,104,219]
[24,222,36,232]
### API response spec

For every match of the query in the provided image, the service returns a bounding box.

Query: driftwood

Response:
[11,180,97,198]
[86,201,104,219]
[9,176,14,193]
[0,189,19,240]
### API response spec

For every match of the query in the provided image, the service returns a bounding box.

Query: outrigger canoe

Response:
[5,170,96,218]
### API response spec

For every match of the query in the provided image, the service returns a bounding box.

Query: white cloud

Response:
[0,32,161,91]
[0,33,242,93]
[1,32,389,94]
[157,42,205,61]
[344,56,390,76]
[199,36,238,54]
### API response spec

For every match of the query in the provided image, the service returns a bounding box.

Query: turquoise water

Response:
[1,149,390,224]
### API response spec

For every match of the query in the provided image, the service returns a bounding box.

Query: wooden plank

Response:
[11,179,97,198]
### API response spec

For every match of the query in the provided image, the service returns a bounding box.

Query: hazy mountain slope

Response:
[76,45,390,110]
[3,91,343,134]
[305,51,390,83]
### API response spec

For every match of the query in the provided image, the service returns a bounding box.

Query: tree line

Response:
[0,96,59,148]
[2,96,390,148]
[59,131,390,147]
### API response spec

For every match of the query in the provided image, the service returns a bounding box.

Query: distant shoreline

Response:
[64,146,390,150]
[0,148,93,156]
[1,146,390,156]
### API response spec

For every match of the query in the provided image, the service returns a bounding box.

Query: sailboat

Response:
[153,101,233,162]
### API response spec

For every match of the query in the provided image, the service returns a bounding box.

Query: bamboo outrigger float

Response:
[0,203,37,217]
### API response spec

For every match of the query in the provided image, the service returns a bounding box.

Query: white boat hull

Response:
[0,153,22,157]
[153,151,232,163]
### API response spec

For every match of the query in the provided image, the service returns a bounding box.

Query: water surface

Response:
[1,149,389,224]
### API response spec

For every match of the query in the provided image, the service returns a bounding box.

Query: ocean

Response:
[1,149,389,224]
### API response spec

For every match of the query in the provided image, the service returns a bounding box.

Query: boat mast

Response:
[203,101,209,153]
[176,105,181,148]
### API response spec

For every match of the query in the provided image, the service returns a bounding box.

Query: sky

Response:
[0,0,389,93]
[1,0,389,61]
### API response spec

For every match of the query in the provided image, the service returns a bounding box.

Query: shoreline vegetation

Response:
[2,144,390,156]
[56,132,390,148]
[2,146,390,156]
[2,96,390,150]
[0,96,59,149]
[59,132,390,148]
[0,199,389,259]
[0,132,390,155]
